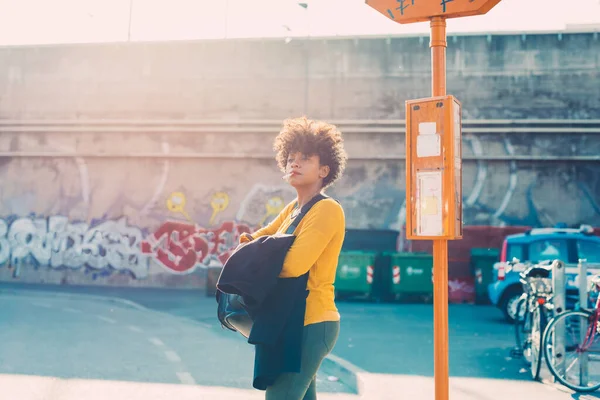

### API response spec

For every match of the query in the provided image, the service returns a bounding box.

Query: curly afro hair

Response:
[273,116,348,189]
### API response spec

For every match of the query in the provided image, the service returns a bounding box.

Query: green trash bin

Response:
[470,248,500,305]
[387,252,433,301]
[334,251,378,299]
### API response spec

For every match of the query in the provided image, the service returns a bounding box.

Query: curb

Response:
[320,353,365,395]
[541,378,598,400]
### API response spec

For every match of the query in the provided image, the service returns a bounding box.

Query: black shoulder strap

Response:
[285,194,328,235]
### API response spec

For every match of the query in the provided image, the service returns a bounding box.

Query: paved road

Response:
[0,284,347,394]
[1,282,598,399]
[0,291,251,387]
[335,302,522,379]
[0,283,524,379]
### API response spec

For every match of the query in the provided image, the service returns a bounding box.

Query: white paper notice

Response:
[416,122,441,158]
[416,171,443,236]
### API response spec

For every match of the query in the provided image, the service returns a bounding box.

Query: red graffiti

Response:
[448,277,476,304]
[141,221,251,274]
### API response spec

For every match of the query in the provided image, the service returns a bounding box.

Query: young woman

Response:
[239,116,348,400]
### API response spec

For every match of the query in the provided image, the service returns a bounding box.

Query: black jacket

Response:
[216,195,326,390]
[217,234,295,316]
[248,273,309,389]
[218,236,310,390]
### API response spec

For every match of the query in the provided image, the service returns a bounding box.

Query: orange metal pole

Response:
[430,16,449,400]
[431,17,447,97]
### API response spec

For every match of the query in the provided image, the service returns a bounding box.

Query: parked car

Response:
[488,224,600,322]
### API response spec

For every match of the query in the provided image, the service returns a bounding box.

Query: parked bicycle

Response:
[513,260,554,381]
[542,274,600,392]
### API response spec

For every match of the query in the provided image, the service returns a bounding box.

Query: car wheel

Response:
[501,287,523,323]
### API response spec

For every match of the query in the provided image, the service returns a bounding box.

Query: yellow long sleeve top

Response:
[240,198,345,326]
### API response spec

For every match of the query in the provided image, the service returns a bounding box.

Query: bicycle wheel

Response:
[530,305,547,380]
[514,296,530,356]
[543,310,600,392]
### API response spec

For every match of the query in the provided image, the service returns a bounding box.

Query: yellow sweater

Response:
[240,198,345,326]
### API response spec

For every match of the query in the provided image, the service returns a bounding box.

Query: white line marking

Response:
[176,372,196,385]
[148,337,164,347]
[63,307,81,314]
[164,350,181,363]
[97,316,116,324]
[128,325,143,333]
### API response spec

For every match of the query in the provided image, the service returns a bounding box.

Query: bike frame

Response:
[579,290,600,353]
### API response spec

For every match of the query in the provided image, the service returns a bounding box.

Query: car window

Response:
[528,239,568,262]
[506,243,524,261]
[577,240,600,263]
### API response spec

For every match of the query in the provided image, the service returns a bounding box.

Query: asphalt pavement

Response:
[0,283,348,394]
[0,282,598,399]
[0,290,251,386]
[0,282,539,380]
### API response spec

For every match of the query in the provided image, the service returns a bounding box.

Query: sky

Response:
[0,0,598,46]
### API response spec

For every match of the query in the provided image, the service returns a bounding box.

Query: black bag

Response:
[217,290,253,337]
[215,194,326,338]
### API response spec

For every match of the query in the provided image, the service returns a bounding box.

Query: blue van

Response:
[488,224,600,322]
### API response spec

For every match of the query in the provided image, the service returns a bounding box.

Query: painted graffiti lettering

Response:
[0,216,149,278]
[0,214,253,278]
[141,220,251,274]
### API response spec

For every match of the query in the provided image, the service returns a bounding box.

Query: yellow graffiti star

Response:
[209,192,230,226]
[166,192,192,221]
[259,196,284,226]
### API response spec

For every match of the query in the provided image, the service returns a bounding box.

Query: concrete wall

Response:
[0,123,598,287]
[0,31,598,119]
[0,31,598,288]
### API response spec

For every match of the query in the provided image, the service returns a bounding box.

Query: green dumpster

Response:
[470,248,500,305]
[387,252,433,301]
[334,251,378,299]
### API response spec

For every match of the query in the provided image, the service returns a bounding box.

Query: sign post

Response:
[364,1,503,399]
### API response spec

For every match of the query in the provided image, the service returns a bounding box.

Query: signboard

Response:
[365,0,502,24]
[406,95,463,240]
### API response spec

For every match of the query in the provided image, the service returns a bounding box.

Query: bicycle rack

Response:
[578,258,589,386]
[551,259,566,381]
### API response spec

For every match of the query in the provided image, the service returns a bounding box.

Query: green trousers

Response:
[265,320,340,400]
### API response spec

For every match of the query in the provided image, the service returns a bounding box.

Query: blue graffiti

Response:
[0,214,150,278]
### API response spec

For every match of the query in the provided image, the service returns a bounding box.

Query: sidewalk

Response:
[3,373,597,400]
[0,374,357,400]
[355,373,598,400]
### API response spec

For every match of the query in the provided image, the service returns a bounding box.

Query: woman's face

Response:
[285,152,329,188]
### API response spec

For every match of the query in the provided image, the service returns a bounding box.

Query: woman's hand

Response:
[240,232,254,243]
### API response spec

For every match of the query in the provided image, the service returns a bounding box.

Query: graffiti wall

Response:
[0,152,305,286]
[0,32,596,290]
[0,125,598,287]
[0,215,147,277]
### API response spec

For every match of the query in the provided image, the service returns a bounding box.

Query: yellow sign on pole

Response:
[364,1,503,400]
[405,95,463,241]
